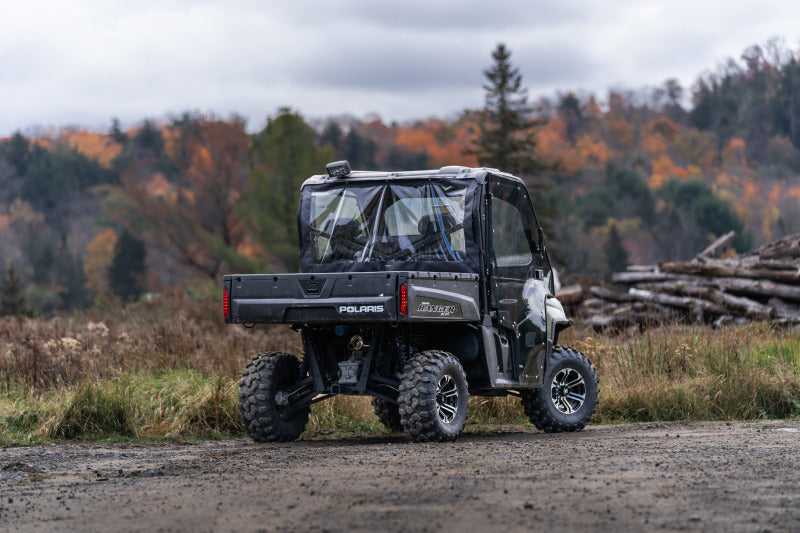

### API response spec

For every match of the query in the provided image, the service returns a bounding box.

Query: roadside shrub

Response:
[43,380,136,439]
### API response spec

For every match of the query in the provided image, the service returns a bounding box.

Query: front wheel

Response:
[238,352,310,442]
[521,345,599,433]
[398,350,469,442]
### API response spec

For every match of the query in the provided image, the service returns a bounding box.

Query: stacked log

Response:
[556,231,800,331]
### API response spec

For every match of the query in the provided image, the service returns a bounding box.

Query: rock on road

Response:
[1,420,799,532]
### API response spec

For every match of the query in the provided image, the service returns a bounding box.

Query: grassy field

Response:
[2,286,799,445]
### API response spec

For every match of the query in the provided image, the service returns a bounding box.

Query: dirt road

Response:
[2,420,799,532]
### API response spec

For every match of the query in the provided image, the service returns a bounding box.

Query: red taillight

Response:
[400,282,408,315]
[223,286,230,320]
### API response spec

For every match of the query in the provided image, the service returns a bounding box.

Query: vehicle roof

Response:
[301,166,525,189]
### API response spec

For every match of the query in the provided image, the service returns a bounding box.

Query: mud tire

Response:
[371,397,403,432]
[398,350,469,442]
[238,352,309,442]
[521,345,598,433]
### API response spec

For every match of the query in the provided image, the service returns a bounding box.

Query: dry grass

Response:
[569,323,800,422]
[1,287,799,444]
[0,286,294,390]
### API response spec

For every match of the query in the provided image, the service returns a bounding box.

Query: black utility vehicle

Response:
[224,161,598,442]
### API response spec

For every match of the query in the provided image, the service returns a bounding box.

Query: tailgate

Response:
[224,272,399,324]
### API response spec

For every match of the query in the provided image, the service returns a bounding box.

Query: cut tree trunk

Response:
[695,230,736,261]
[659,261,800,284]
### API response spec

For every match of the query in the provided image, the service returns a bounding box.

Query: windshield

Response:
[299,180,479,273]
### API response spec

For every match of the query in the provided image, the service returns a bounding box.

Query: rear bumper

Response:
[224,271,480,325]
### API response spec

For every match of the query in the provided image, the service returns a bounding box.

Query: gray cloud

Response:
[274,0,586,31]
[1,0,800,135]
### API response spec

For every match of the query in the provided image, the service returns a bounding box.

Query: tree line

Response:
[1,39,799,314]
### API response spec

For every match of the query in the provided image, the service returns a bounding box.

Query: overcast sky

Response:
[2,0,800,136]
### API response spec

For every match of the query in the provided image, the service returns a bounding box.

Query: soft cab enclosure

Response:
[298,173,483,274]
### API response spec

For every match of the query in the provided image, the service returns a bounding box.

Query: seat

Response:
[415,212,459,260]
[325,218,365,261]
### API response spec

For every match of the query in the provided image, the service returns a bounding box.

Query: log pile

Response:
[556,231,800,331]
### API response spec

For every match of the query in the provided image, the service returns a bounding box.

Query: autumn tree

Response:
[121,116,250,279]
[473,43,545,176]
[241,108,335,271]
[83,228,118,300]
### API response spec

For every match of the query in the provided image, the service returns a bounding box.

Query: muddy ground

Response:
[1,420,799,532]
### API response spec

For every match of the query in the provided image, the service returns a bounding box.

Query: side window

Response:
[491,196,532,268]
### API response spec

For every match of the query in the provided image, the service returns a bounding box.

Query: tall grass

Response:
[1,287,799,444]
[575,323,800,422]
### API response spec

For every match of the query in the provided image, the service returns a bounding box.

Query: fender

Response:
[545,295,572,345]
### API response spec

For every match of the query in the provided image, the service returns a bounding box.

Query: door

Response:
[488,179,550,384]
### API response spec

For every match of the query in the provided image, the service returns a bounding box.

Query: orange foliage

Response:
[715,172,733,188]
[605,92,635,149]
[536,118,582,173]
[83,228,118,298]
[649,154,687,188]
[61,130,122,168]
[145,173,173,199]
[650,117,679,140]
[722,138,748,169]
[763,184,783,242]
[575,135,612,170]
[391,119,478,167]
[582,96,602,120]
[534,118,613,174]
[395,127,436,152]
[162,127,181,162]
[642,132,667,157]
[741,181,757,204]
[121,117,249,278]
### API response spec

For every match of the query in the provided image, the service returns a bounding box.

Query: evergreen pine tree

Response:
[475,43,545,176]
[110,117,127,144]
[240,108,335,271]
[604,224,629,278]
[474,44,559,260]
[109,229,146,302]
[1,262,33,317]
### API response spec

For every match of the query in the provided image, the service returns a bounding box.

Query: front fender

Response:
[545,296,571,345]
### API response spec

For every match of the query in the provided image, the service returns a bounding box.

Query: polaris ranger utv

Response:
[224,161,598,442]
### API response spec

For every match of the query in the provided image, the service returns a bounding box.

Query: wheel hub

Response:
[550,367,586,415]
[436,374,459,424]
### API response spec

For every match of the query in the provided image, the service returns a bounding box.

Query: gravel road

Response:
[2,420,799,532]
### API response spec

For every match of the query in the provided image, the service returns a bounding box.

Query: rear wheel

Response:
[521,345,598,433]
[398,350,469,442]
[238,352,310,442]
[371,397,403,432]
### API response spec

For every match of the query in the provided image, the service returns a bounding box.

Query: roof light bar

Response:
[326,160,352,178]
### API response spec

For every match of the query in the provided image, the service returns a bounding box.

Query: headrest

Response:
[326,218,361,238]
[417,213,456,234]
